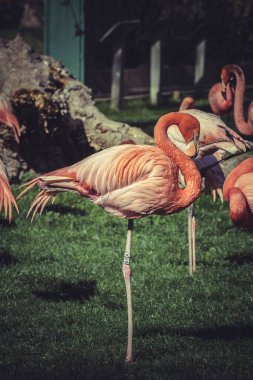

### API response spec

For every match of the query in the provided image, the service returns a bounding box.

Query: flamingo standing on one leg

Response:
[223,157,253,229]
[18,112,203,363]
[0,95,20,221]
[221,64,253,135]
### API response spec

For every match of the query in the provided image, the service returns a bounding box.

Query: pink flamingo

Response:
[208,82,234,116]
[0,95,20,222]
[221,64,253,135]
[223,157,253,229]
[168,108,250,158]
[178,99,242,274]
[18,112,202,363]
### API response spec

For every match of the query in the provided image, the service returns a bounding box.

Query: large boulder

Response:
[0,36,153,180]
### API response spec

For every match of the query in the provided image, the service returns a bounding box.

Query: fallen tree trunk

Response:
[0,36,154,180]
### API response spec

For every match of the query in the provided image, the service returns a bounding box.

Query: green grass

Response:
[2,97,253,379]
[1,184,253,380]
[96,98,210,136]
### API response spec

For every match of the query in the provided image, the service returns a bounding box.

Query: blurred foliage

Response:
[92,0,253,67]
[0,0,252,66]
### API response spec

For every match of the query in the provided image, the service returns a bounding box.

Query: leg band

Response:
[123,252,130,265]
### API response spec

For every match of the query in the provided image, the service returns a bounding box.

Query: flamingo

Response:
[221,64,253,135]
[178,100,239,274]
[208,81,234,116]
[168,108,251,158]
[179,97,197,274]
[0,95,20,222]
[18,112,202,363]
[223,157,253,229]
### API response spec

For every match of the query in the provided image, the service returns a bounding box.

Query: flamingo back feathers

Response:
[19,144,182,219]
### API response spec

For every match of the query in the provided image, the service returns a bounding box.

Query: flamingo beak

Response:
[186,132,199,159]
[221,79,227,100]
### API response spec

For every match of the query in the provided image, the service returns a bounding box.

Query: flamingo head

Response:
[166,113,200,159]
[221,64,243,100]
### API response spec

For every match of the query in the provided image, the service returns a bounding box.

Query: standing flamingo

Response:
[223,157,253,229]
[221,64,253,135]
[18,112,202,363]
[168,108,251,158]
[179,97,197,274]
[208,81,234,116]
[178,101,242,274]
[0,95,20,221]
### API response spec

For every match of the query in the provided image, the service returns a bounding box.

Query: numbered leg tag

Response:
[123,252,130,265]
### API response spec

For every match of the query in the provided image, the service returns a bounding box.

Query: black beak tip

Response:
[221,90,227,101]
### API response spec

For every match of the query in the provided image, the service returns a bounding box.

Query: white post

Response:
[111,47,123,110]
[150,40,162,106]
[194,39,206,85]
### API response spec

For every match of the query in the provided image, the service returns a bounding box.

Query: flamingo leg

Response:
[188,204,194,276]
[192,215,196,273]
[122,219,134,364]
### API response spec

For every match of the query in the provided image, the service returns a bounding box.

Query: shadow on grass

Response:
[140,323,253,341]
[225,251,253,265]
[0,219,16,228]
[33,280,97,302]
[46,204,86,216]
[0,250,17,267]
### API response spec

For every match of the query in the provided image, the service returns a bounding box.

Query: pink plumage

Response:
[19,112,202,221]
[223,157,253,229]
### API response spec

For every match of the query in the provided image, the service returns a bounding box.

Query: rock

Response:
[0,36,153,180]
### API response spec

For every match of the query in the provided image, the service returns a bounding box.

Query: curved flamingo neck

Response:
[225,65,253,135]
[154,112,201,208]
[179,97,195,111]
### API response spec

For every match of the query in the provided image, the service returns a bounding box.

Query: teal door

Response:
[44,0,85,82]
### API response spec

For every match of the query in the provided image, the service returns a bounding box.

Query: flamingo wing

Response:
[19,145,179,219]
[179,109,250,156]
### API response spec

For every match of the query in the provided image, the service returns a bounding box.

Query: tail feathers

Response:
[27,190,56,221]
[0,175,19,223]
[18,169,82,220]
[18,177,40,199]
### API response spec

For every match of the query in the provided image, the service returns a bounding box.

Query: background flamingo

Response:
[223,157,253,229]
[168,108,251,158]
[178,99,238,274]
[0,95,20,222]
[208,81,234,116]
[221,64,253,136]
[18,112,202,363]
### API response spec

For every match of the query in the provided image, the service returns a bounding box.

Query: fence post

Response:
[110,47,124,110]
[194,39,206,94]
[150,39,162,106]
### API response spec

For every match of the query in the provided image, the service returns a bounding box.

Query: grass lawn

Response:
[1,99,253,379]
[1,184,253,380]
